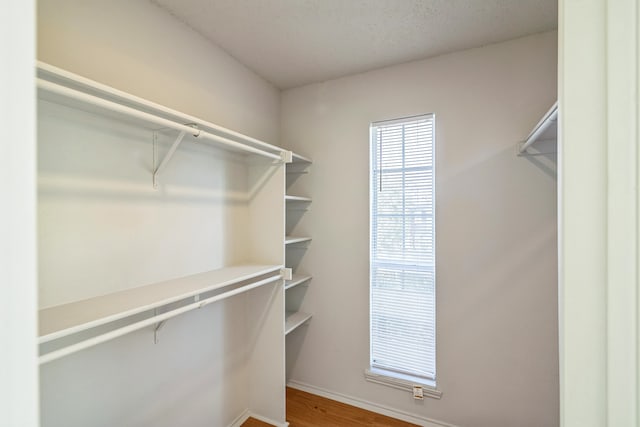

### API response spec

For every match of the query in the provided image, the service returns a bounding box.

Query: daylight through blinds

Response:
[370,114,436,380]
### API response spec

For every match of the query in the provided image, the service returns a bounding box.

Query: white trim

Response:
[0,1,38,427]
[287,380,457,427]
[606,0,639,425]
[364,368,442,399]
[228,410,251,427]
[372,113,434,127]
[559,0,608,424]
[560,0,640,426]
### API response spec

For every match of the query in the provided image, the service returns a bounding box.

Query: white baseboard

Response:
[287,380,458,427]
[228,409,288,427]
[228,409,250,427]
[248,412,288,427]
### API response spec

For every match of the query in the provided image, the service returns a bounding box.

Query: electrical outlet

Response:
[413,385,424,400]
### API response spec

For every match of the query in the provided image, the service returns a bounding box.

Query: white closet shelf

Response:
[37,61,289,163]
[39,264,282,343]
[285,236,312,245]
[519,101,558,154]
[285,311,312,335]
[285,274,312,291]
[286,152,312,174]
[291,153,312,164]
[285,195,312,202]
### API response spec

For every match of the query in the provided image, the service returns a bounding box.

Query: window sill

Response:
[364,368,442,399]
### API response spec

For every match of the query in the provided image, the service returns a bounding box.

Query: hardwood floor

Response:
[242,387,418,427]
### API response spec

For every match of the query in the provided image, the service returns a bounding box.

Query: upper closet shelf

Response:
[518,101,558,155]
[291,153,312,163]
[286,152,312,173]
[37,62,292,165]
[39,264,282,364]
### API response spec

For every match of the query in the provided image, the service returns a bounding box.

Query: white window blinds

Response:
[370,114,436,381]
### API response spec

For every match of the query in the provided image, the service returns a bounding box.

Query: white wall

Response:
[37,1,283,426]
[281,32,558,427]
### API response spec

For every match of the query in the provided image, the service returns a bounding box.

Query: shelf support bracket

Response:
[153,130,186,189]
[152,293,201,343]
[152,307,167,344]
[153,128,197,189]
[154,320,166,344]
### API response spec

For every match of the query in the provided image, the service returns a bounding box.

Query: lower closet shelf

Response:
[39,264,283,343]
[284,274,312,290]
[285,311,312,335]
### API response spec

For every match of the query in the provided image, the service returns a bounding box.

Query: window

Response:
[369,114,436,386]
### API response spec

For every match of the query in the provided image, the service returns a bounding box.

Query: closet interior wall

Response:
[37,1,285,426]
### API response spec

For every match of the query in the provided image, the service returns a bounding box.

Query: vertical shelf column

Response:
[284,153,313,336]
[246,161,287,425]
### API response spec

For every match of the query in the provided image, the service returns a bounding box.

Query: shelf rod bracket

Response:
[153,306,167,344]
[153,129,194,189]
[154,320,166,344]
[281,268,293,281]
[281,150,293,163]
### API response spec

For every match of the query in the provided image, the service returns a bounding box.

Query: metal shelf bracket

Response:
[153,320,166,344]
[153,126,199,188]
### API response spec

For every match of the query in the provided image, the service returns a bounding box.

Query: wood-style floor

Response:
[242,387,419,427]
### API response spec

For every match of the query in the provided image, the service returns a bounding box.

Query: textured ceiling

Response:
[151,0,557,89]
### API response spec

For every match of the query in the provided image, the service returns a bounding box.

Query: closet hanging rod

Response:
[37,78,283,162]
[519,102,558,154]
[39,274,281,365]
[37,61,285,157]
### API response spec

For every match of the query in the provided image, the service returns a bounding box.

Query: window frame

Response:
[368,113,439,394]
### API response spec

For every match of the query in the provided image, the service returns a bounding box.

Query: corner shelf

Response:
[285,274,312,291]
[285,311,312,335]
[285,195,312,202]
[286,153,312,175]
[285,236,312,245]
[291,153,312,164]
[284,152,313,345]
